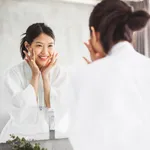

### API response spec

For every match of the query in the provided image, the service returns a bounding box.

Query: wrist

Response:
[32,74,40,80]
[42,73,50,80]
[42,74,50,90]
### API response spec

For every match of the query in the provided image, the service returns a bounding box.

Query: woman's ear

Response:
[96,32,100,41]
[95,32,106,57]
[24,41,30,52]
[91,26,100,42]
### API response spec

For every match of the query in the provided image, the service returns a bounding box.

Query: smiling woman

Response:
[25,33,55,68]
[0,23,68,143]
[21,23,56,70]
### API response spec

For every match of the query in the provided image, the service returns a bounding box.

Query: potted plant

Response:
[6,135,47,150]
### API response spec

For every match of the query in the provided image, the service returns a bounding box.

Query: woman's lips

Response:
[38,56,49,61]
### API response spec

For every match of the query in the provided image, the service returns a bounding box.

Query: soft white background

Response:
[0,0,93,133]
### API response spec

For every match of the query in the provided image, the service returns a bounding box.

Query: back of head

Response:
[20,23,55,59]
[89,0,150,53]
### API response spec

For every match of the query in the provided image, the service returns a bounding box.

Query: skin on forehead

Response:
[32,33,54,45]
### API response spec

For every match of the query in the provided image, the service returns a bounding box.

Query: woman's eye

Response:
[48,45,53,47]
[37,45,42,47]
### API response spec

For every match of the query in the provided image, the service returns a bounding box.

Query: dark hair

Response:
[20,23,55,59]
[89,0,150,53]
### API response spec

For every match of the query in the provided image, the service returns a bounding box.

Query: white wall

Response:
[0,0,93,132]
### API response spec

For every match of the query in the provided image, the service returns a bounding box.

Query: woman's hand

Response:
[83,27,106,64]
[41,51,58,79]
[24,49,40,98]
[87,39,102,61]
[83,39,102,64]
[83,56,91,64]
[23,49,40,77]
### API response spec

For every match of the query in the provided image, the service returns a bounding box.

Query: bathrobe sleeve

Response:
[4,68,38,124]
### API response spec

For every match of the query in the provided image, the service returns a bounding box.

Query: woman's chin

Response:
[37,62,47,68]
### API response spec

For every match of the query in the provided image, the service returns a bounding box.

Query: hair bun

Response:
[127,10,150,31]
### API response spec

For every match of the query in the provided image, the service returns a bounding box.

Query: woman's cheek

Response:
[34,48,41,55]
[49,49,54,55]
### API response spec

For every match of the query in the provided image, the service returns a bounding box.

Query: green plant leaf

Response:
[6,135,47,150]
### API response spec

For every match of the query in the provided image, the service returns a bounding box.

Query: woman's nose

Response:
[41,47,49,55]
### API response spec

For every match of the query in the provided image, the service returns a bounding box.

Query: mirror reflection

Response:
[0,23,69,142]
[0,0,92,143]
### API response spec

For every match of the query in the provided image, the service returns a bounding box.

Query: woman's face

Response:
[26,33,55,68]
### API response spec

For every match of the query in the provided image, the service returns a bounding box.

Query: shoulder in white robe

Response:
[68,41,150,150]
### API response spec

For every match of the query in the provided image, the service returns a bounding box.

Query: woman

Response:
[69,1,150,150]
[0,23,68,142]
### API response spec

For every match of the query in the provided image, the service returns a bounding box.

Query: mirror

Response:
[0,0,93,143]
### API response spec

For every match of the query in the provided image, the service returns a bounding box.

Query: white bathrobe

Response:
[68,41,150,150]
[0,61,68,143]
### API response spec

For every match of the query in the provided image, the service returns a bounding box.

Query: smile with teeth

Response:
[39,56,49,61]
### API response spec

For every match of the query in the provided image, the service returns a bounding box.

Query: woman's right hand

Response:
[83,40,101,64]
[83,27,106,64]
[23,49,40,77]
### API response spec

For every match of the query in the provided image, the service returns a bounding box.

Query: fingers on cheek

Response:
[25,58,29,63]
[50,51,54,56]
[54,58,57,64]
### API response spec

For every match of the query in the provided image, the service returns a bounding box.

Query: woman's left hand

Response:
[41,51,58,78]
